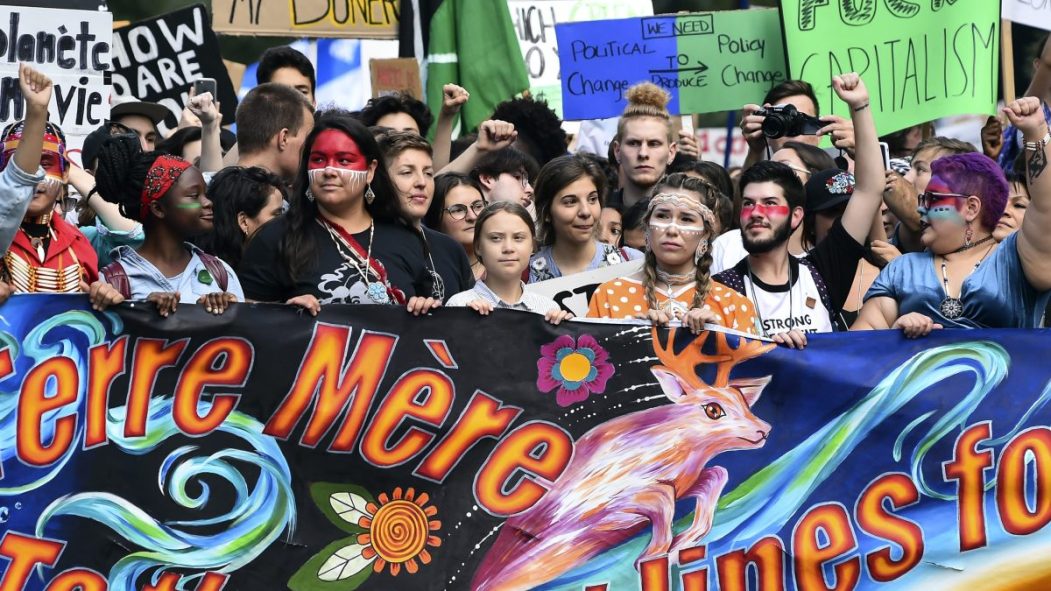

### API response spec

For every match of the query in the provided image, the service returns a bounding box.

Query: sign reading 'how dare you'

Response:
[781,0,1000,134]
[555,9,788,120]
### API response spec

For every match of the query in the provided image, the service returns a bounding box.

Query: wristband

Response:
[853,103,870,112]
[1024,130,1051,152]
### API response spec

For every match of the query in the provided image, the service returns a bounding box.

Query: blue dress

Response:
[865,232,1050,328]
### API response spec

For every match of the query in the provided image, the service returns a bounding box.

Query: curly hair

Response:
[616,83,672,142]
[490,96,567,167]
[357,92,434,136]
[94,133,165,222]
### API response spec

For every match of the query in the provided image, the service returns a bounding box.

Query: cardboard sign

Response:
[0,5,111,167]
[781,0,1000,135]
[213,0,398,39]
[555,8,788,120]
[111,4,238,132]
[508,0,652,117]
[1003,0,1051,31]
[527,259,644,316]
[369,57,422,98]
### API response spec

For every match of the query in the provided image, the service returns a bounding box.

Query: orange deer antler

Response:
[651,327,774,388]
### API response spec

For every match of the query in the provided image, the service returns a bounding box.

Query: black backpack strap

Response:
[197,253,229,292]
[100,261,131,300]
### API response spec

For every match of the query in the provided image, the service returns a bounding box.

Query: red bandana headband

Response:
[140,154,192,221]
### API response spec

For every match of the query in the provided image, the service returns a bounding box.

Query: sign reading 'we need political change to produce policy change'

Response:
[781,0,1000,135]
[556,9,787,120]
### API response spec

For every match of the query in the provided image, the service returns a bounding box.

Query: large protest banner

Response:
[0,5,111,167]
[2,295,1051,590]
[212,0,398,39]
[111,5,238,132]
[555,9,788,121]
[508,0,652,117]
[780,0,1000,135]
[1003,0,1051,31]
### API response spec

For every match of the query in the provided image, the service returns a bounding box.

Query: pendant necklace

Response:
[319,219,391,304]
[938,241,995,321]
[746,260,795,337]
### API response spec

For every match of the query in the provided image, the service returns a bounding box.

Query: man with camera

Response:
[740,80,856,170]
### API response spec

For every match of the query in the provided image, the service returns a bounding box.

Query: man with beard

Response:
[714,73,884,345]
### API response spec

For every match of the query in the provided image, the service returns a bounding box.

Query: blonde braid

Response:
[643,249,659,311]
[691,247,714,310]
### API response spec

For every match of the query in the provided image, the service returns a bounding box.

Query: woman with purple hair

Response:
[853,97,1051,335]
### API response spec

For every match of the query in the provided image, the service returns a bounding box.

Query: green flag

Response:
[401,0,529,134]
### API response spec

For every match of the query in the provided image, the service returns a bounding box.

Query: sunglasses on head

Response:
[918,191,967,209]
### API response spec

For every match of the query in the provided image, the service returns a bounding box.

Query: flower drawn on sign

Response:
[289,484,442,591]
[537,334,615,407]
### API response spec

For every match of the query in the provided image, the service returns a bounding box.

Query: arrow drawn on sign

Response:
[648,60,709,75]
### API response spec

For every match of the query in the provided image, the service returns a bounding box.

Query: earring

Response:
[964,224,973,248]
[365,184,376,205]
[305,188,315,202]
[696,239,709,262]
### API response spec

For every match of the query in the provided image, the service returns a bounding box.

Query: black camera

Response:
[756,104,823,139]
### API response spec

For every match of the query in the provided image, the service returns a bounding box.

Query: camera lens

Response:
[762,116,786,139]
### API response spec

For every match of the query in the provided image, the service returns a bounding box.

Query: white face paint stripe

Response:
[647,221,707,234]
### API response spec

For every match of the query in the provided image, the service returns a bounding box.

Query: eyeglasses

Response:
[918,191,967,209]
[443,199,486,220]
[509,171,531,188]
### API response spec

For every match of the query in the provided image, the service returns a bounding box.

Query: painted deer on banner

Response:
[473,328,776,591]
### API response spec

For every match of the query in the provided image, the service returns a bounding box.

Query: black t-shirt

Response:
[239,216,430,304]
[804,217,868,312]
[422,226,474,302]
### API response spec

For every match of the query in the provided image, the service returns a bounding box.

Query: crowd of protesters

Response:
[2,37,1050,345]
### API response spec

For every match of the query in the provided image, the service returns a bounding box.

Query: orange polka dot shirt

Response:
[586,273,760,335]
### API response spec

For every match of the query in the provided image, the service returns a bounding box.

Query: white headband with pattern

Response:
[647,192,717,230]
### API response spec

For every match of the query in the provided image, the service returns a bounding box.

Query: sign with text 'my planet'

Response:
[555,8,787,121]
[781,0,1000,135]
[0,5,111,166]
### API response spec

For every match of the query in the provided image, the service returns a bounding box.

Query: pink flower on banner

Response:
[536,334,615,407]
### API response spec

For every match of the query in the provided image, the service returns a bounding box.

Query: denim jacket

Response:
[0,161,45,253]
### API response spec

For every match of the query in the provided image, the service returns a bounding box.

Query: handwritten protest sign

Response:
[370,57,422,98]
[555,8,787,121]
[112,4,238,132]
[781,0,999,135]
[527,259,643,316]
[213,0,398,39]
[0,5,111,166]
[508,0,652,116]
[1003,0,1051,31]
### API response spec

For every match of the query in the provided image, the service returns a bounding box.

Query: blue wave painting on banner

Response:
[0,294,1049,590]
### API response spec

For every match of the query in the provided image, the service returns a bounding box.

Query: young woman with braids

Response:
[528,154,642,283]
[238,110,435,316]
[195,166,286,271]
[94,134,242,317]
[587,178,759,335]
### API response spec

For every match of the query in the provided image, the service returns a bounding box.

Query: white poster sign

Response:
[0,6,112,165]
[1003,0,1051,31]
[526,259,644,317]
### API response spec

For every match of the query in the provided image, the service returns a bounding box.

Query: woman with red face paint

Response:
[854,96,1051,334]
[239,110,433,315]
[94,134,243,317]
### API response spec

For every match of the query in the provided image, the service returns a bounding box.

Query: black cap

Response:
[805,168,855,213]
